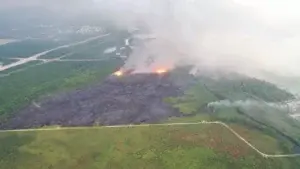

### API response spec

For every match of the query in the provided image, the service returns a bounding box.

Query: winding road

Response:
[1,120,300,158]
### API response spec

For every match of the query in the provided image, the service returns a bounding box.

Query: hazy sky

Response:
[2,0,300,76]
[0,0,95,15]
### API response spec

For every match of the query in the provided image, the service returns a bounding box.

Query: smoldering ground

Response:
[0,73,184,129]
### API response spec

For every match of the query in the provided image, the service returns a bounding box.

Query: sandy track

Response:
[0,52,74,77]
[0,34,110,72]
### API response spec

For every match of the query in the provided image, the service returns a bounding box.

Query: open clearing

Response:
[1,122,300,169]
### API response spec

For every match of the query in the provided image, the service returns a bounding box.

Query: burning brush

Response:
[113,70,123,77]
[155,68,167,74]
[113,68,168,77]
[113,68,135,77]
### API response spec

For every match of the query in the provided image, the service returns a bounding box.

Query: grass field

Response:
[167,115,294,155]
[0,59,123,122]
[0,31,130,122]
[0,58,18,65]
[0,60,43,75]
[0,39,61,66]
[1,122,300,169]
[0,39,62,59]
[165,70,300,155]
[1,34,300,168]
[38,31,130,60]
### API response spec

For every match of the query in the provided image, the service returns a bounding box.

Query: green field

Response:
[1,34,300,168]
[1,67,300,168]
[0,31,130,122]
[1,121,300,169]
[0,58,17,65]
[165,70,300,156]
[0,59,123,122]
[0,39,62,66]
[0,61,43,75]
[39,31,130,60]
[0,39,62,59]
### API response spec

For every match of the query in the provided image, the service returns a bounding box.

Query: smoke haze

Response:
[2,0,300,77]
[207,99,289,111]
[93,0,300,78]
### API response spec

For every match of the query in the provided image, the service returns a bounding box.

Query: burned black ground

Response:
[0,73,183,129]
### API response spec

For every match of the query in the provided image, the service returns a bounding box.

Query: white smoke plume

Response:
[3,0,300,86]
[207,99,292,112]
[92,0,300,78]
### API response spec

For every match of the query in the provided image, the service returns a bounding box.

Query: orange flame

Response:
[114,70,123,76]
[155,69,167,74]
